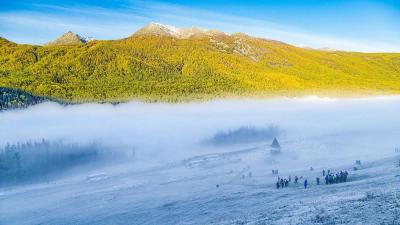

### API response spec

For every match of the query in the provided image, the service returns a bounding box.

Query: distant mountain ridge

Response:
[134,22,226,39]
[0,22,400,104]
[45,31,93,46]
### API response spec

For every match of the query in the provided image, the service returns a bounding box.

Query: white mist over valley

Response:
[1,97,400,224]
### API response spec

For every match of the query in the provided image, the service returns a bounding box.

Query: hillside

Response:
[1,23,400,103]
[0,87,47,111]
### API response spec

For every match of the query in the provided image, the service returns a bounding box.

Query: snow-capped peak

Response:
[134,22,222,39]
[151,23,182,36]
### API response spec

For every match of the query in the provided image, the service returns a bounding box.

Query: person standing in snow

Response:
[304,179,308,189]
[322,170,326,176]
[316,177,320,185]
[276,181,280,189]
[344,171,348,182]
[325,175,329,185]
[294,176,298,184]
[340,171,345,183]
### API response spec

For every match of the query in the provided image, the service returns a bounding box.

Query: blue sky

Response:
[1,0,399,52]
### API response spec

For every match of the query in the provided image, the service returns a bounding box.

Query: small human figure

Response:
[328,174,333,184]
[316,177,320,185]
[340,171,344,183]
[344,171,348,182]
[304,179,308,189]
[322,170,326,176]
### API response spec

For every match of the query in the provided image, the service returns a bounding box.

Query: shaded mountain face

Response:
[45,31,90,46]
[0,87,46,111]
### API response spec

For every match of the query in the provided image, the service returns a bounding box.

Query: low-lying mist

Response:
[0,140,127,186]
[204,125,281,146]
[1,97,400,185]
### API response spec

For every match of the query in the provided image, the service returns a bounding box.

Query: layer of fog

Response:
[204,125,281,146]
[1,97,400,183]
[0,140,117,186]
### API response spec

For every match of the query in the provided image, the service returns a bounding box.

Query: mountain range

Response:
[1,22,400,103]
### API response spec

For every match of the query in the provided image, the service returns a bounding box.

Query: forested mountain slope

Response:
[1,23,400,103]
[0,87,46,111]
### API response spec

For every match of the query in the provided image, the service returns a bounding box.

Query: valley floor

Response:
[1,145,400,225]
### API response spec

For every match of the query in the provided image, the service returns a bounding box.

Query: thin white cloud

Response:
[139,1,400,52]
[0,0,399,52]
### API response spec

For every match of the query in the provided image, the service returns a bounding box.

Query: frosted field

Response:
[1,97,400,225]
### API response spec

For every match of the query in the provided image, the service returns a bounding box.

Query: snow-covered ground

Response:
[1,98,400,225]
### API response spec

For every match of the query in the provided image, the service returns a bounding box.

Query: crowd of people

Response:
[275,169,349,189]
[323,169,348,184]
[276,175,300,189]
